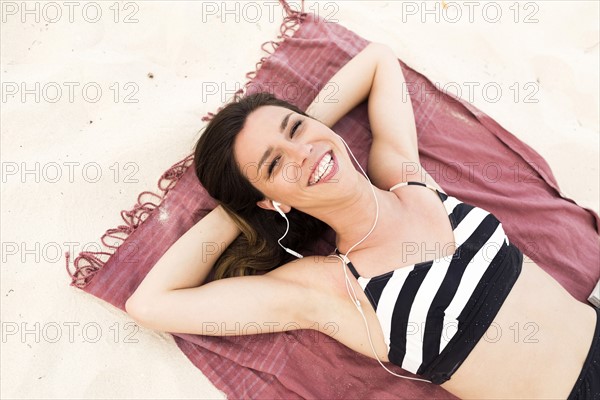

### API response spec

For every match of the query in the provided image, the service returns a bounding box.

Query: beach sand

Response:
[1,1,598,398]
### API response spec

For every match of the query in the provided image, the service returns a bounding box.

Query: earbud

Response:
[272,200,303,259]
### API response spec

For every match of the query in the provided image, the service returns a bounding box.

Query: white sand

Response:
[1,1,598,398]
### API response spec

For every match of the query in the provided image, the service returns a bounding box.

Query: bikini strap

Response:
[389,180,434,192]
[389,180,448,195]
[389,181,449,202]
[334,248,361,279]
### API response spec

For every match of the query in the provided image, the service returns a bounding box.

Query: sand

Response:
[1,1,598,398]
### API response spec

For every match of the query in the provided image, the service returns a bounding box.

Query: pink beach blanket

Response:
[65,3,600,399]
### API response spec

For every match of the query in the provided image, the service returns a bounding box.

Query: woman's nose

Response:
[287,142,313,165]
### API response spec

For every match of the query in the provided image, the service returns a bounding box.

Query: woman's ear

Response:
[256,199,291,213]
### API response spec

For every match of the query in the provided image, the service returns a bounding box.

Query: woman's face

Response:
[233,105,357,212]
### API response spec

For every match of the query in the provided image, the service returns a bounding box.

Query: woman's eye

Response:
[290,120,302,137]
[268,156,281,176]
[268,120,302,176]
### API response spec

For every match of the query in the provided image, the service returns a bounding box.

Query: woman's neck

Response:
[310,177,402,255]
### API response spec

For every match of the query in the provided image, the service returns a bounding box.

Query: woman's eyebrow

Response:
[258,112,294,171]
[279,111,293,133]
[258,146,273,172]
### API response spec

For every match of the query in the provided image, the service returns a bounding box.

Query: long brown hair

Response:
[194,92,328,280]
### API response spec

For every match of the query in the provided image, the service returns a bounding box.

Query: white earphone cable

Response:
[272,200,304,259]
[331,134,432,383]
[277,206,291,248]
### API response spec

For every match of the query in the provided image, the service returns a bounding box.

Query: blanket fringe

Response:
[66,154,194,288]
[201,0,307,122]
[66,0,306,289]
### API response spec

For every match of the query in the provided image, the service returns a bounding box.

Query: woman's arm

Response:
[125,205,322,335]
[305,42,382,128]
[129,205,241,296]
[306,43,381,128]
[306,42,422,189]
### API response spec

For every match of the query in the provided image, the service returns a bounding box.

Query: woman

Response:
[125,43,599,399]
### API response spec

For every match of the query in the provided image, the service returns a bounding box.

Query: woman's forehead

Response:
[243,105,292,133]
[235,105,293,155]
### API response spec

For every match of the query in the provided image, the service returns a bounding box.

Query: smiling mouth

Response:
[308,150,336,186]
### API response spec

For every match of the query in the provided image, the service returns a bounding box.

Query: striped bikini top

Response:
[335,181,523,384]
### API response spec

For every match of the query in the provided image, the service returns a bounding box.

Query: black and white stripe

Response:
[336,183,510,375]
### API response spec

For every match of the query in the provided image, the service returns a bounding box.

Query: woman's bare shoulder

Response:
[267,255,343,287]
[263,254,347,326]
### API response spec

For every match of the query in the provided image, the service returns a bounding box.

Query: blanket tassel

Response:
[201,0,306,122]
[67,0,305,288]
[66,155,194,288]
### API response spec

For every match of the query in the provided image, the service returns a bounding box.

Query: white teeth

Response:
[311,152,333,185]
[320,160,333,181]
